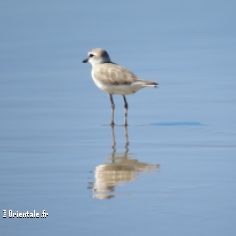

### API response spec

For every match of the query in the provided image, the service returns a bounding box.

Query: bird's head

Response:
[82,48,111,65]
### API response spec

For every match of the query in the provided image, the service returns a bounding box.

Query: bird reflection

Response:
[90,126,160,199]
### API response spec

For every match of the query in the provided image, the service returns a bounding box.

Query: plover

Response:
[82,48,158,126]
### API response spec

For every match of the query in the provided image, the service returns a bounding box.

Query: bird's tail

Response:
[135,80,159,88]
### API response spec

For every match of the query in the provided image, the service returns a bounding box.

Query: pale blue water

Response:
[0,0,236,235]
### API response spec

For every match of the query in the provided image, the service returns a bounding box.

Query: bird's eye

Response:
[89,54,94,58]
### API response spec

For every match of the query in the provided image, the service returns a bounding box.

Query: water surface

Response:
[0,0,236,235]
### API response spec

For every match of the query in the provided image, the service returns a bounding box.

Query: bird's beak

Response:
[82,57,88,63]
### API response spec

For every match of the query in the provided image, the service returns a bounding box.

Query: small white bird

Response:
[82,48,158,126]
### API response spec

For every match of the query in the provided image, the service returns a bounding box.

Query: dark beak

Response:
[82,58,88,63]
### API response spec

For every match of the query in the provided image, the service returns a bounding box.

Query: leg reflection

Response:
[90,126,160,200]
[111,124,116,152]
[124,125,129,153]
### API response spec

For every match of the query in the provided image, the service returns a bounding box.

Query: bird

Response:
[82,48,158,126]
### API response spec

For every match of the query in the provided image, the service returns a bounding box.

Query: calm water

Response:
[1,0,236,235]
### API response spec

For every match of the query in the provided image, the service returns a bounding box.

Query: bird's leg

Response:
[123,95,128,126]
[109,94,115,126]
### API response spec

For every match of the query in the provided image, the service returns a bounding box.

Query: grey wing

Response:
[93,63,138,85]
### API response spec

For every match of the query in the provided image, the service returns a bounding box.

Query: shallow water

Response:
[1,0,236,235]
